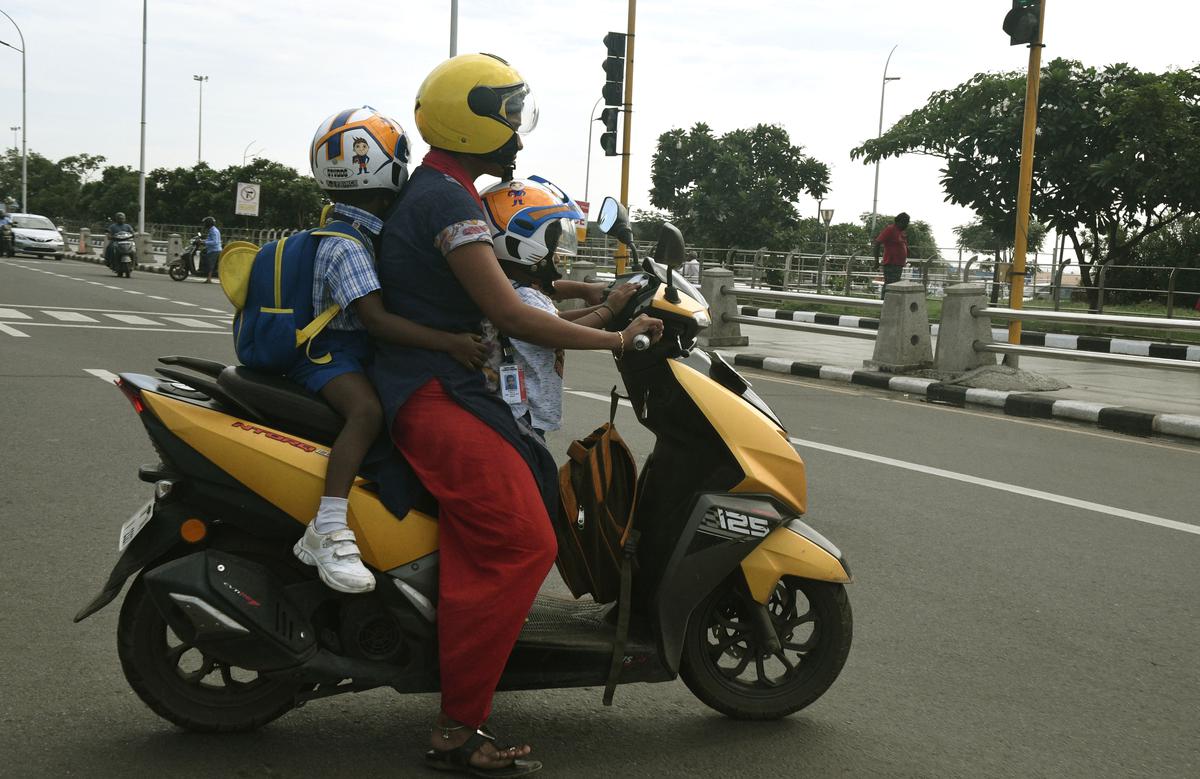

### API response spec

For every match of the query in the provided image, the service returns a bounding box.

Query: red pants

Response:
[391,380,557,727]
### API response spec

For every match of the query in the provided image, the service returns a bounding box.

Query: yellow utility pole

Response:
[1007,0,1047,352]
[613,0,636,275]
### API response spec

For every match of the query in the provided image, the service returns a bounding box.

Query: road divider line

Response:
[0,308,32,319]
[563,385,1197,537]
[10,322,228,335]
[105,314,162,326]
[565,389,633,408]
[0,322,28,337]
[787,435,1200,537]
[162,317,222,329]
[44,310,99,323]
[84,369,120,383]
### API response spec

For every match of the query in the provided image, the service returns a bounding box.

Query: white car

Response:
[7,213,66,260]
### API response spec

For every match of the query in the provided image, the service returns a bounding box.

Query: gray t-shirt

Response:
[482,282,565,432]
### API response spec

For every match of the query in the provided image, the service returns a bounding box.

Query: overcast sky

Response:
[3,1,1197,253]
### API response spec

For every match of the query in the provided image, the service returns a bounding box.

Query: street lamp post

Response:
[193,75,208,164]
[819,207,834,293]
[868,45,900,241]
[583,97,603,203]
[137,0,147,234]
[449,0,458,57]
[0,10,27,211]
[242,140,265,167]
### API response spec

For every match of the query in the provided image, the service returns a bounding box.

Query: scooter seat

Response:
[217,366,343,447]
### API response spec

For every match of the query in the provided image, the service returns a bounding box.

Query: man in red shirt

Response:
[874,212,910,298]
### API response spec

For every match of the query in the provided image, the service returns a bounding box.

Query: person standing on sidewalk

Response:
[201,216,222,283]
[874,212,909,298]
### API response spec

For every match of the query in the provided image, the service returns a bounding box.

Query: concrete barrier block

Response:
[558,260,595,312]
[935,283,997,373]
[168,233,183,263]
[77,227,92,255]
[697,267,749,347]
[864,281,932,372]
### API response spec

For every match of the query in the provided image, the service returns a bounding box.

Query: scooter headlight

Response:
[693,310,711,328]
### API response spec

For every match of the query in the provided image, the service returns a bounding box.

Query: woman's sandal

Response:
[425,726,542,777]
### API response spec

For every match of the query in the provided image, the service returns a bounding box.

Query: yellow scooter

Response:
[75,198,852,731]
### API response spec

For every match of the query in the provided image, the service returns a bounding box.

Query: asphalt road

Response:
[2,255,1198,777]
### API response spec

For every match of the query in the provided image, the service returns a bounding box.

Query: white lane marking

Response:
[563,386,1199,536]
[85,369,120,383]
[44,310,99,322]
[105,313,162,326]
[564,389,633,408]
[173,301,198,307]
[0,322,28,337]
[102,285,123,290]
[86,281,104,286]
[201,307,227,314]
[161,316,222,329]
[788,435,1200,537]
[0,308,32,319]
[148,295,168,300]
[10,322,227,335]
[123,290,145,295]
[0,304,228,318]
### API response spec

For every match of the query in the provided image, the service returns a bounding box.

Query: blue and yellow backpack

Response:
[218,216,367,372]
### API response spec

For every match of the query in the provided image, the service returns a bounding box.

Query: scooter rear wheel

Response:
[117,576,301,732]
[679,575,852,720]
[168,263,188,281]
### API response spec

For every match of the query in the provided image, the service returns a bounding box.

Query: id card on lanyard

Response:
[498,336,527,405]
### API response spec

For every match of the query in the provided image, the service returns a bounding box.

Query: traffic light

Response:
[602,31,626,107]
[1003,0,1041,46]
[599,107,619,157]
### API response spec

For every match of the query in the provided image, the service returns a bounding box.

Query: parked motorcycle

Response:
[75,198,852,733]
[108,231,137,278]
[168,234,206,282]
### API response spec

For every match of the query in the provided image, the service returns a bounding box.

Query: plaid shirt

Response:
[312,203,384,331]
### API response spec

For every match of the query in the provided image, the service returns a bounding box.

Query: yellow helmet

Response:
[414,53,538,163]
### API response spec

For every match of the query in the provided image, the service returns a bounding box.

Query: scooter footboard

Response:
[740,519,851,604]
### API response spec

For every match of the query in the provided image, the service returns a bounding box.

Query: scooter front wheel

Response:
[679,575,852,720]
[117,576,301,732]
[167,263,188,281]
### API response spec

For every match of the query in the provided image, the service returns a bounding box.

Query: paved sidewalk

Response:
[715,322,1200,440]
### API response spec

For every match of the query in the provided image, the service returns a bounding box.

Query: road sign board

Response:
[235,182,261,217]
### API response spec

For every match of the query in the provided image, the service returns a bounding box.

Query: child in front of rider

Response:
[292,107,486,593]
[479,175,639,438]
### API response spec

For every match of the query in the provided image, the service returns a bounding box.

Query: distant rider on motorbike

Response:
[105,212,134,270]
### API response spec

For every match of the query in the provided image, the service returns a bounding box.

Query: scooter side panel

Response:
[741,526,851,603]
[668,360,808,514]
[141,392,438,570]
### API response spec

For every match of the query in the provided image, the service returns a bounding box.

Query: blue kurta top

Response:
[371,164,557,517]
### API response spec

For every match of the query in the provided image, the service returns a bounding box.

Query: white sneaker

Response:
[293,524,376,594]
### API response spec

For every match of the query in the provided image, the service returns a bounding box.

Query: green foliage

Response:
[649,123,830,249]
[954,217,1048,256]
[0,149,324,229]
[852,58,1200,309]
[1106,215,1200,305]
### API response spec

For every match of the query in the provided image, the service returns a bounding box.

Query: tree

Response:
[650,123,830,250]
[852,59,1200,310]
[954,217,1048,263]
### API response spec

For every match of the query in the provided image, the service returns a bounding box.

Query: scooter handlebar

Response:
[632,334,651,351]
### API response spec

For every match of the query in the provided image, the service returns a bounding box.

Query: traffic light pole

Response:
[614,0,636,276]
[1006,0,1046,361]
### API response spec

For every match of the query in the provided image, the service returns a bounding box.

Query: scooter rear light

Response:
[116,378,146,414]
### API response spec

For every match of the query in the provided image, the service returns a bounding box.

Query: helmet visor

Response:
[496,83,538,135]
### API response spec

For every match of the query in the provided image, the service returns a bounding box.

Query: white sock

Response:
[313,496,349,535]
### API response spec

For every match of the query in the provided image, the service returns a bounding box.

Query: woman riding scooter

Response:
[372,53,662,776]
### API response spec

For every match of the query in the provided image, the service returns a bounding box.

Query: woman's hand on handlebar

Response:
[619,314,664,353]
[604,282,639,314]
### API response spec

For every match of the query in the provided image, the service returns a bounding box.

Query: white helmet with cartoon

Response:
[479,175,583,282]
[309,106,411,193]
